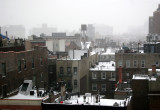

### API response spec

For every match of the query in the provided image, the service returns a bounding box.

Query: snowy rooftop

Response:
[132,74,156,81]
[81,42,91,50]
[90,61,115,71]
[148,69,160,72]
[6,89,48,100]
[54,94,130,107]
[101,48,115,55]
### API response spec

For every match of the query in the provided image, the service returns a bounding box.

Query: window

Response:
[141,60,145,68]
[2,63,6,77]
[60,67,64,74]
[40,57,43,65]
[126,60,130,68]
[21,83,29,91]
[111,72,115,79]
[92,72,97,79]
[67,67,71,74]
[32,58,34,69]
[49,66,53,74]
[41,73,43,82]
[32,76,36,87]
[101,72,106,79]
[126,73,129,77]
[24,60,26,69]
[2,85,7,98]
[73,67,77,75]
[92,84,97,91]
[133,60,137,67]
[118,60,122,67]
[18,60,21,72]
[74,80,77,88]
[156,61,159,67]
[101,84,106,91]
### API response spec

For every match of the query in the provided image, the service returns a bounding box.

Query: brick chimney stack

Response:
[152,65,156,73]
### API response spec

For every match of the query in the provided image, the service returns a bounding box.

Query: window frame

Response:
[92,72,97,79]
[126,60,130,68]
[101,72,106,79]
[133,60,137,68]
[118,60,122,67]
[101,84,106,91]
[2,63,6,77]
[18,60,21,72]
[92,83,97,91]
[141,60,145,68]
[73,67,77,75]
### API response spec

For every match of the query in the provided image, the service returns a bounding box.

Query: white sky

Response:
[0,0,159,34]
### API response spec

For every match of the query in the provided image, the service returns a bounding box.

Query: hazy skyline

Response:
[0,0,159,36]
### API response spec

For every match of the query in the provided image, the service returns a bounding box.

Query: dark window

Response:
[40,57,43,65]
[2,63,6,76]
[60,67,64,74]
[49,66,53,74]
[41,73,43,81]
[73,67,77,74]
[32,76,36,87]
[92,83,97,91]
[18,60,21,72]
[24,60,26,69]
[2,85,7,98]
[67,67,71,74]
[74,80,77,88]
[21,83,29,91]
[32,58,34,68]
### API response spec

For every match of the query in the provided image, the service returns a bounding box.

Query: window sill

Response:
[18,71,21,73]
[2,76,6,78]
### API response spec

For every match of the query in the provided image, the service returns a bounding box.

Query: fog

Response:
[0,0,159,36]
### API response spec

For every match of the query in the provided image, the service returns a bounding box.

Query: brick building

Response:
[0,46,48,98]
[89,61,116,98]
[115,53,160,81]
[56,51,98,94]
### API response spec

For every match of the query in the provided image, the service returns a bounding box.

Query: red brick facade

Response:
[0,46,48,98]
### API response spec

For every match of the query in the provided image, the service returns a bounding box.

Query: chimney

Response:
[6,31,8,37]
[118,66,122,83]
[152,65,156,73]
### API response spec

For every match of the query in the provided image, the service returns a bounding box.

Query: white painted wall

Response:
[46,40,53,51]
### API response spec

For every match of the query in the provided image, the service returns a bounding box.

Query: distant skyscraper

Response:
[86,24,95,39]
[1,25,25,39]
[153,4,160,34]
[149,16,153,34]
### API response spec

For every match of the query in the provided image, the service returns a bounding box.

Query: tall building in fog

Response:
[1,25,25,39]
[153,4,160,34]
[86,24,95,39]
[149,4,160,35]
[149,16,153,34]
[30,24,57,36]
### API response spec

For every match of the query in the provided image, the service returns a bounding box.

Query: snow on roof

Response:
[6,89,48,100]
[101,48,115,55]
[81,42,91,50]
[58,95,128,107]
[92,48,104,54]
[148,69,160,72]
[90,61,115,71]
[90,51,96,55]
[132,74,156,81]
[69,50,88,60]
